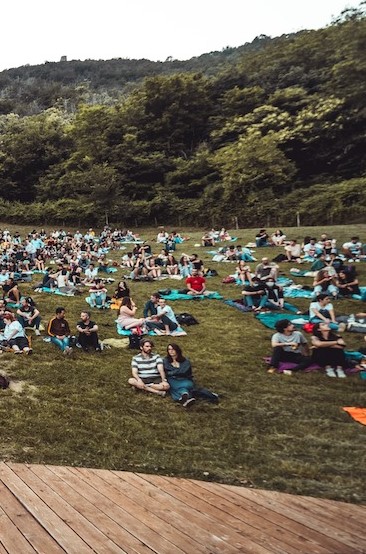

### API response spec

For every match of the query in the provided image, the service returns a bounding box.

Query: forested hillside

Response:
[0,3,365,227]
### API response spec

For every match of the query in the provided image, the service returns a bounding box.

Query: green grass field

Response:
[0,224,365,504]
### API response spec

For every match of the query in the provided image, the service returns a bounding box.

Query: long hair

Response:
[312,322,338,341]
[166,343,186,363]
[121,296,133,310]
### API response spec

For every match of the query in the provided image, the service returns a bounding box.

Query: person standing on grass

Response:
[76,311,101,352]
[268,319,311,374]
[128,338,170,397]
[47,306,73,355]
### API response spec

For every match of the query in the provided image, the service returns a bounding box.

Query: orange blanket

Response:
[342,407,366,426]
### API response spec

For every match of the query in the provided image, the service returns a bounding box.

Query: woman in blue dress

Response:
[163,343,219,408]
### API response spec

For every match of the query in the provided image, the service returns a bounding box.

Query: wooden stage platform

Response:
[0,462,364,553]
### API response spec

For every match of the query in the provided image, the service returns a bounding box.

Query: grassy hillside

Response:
[0,224,365,503]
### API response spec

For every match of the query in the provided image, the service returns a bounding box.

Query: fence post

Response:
[296,212,301,227]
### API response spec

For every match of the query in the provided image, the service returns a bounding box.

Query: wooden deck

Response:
[0,462,364,554]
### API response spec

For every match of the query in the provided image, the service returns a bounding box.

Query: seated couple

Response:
[268,319,347,377]
[129,339,219,407]
[242,277,300,314]
[47,307,101,354]
[118,295,179,335]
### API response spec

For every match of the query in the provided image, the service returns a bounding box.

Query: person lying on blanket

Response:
[267,319,312,374]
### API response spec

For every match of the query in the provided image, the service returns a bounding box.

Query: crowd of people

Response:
[0,224,365,392]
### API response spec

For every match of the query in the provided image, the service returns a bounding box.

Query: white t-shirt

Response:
[271,331,306,353]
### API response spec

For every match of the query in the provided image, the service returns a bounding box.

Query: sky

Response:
[0,0,361,71]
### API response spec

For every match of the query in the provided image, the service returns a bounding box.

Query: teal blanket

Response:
[255,312,310,329]
[160,289,223,301]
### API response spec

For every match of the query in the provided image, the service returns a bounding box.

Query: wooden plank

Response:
[0,481,64,554]
[76,467,231,554]
[45,465,181,554]
[59,466,208,554]
[293,496,366,534]
[0,463,94,554]
[0,505,37,554]
[0,541,9,554]
[148,474,328,554]
[10,463,147,554]
[111,470,269,554]
[217,484,365,553]
[22,464,129,554]
[189,479,361,554]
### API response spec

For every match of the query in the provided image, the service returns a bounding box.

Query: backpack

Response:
[176,313,199,326]
[129,334,142,349]
[206,269,218,277]
[0,374,9,389]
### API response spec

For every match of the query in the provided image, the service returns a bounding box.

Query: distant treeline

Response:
[0,3,365,227]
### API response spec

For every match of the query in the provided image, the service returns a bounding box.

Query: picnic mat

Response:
[159,289,223,301]
[116,325,187,337]
[255,312,310,329]
[342,407,366,426]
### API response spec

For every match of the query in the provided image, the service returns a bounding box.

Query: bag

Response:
[129,334,142,349]
[303,322,315,333]
[206,269,218,277]
[222,276,236,284]
[176,313,198,326]
[0,374,9,389]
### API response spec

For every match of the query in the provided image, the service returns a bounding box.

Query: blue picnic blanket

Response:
[255,312,310,329]
[159,289,223,301]
[283,287,313,298]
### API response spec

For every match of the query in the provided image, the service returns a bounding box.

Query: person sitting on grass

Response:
[111,280,130,309]
[76,311,101,352]
[255,229,270,247]
[118,297,146,331]
[235,261,252,286]
[47,306,73,355]
[342,236,363,261]
[255,257,278,282]
[311,322,346,378]
[271,229,286,246]
[263,278,302,314]
[312,269,338,299]
[1,311,32,354]
[186,268,206,296]
[242,277,267,311]
[309,293,346,332]
[284,239,301,262]
[128,338,170,397]
[16,297,42,335]
[163,343,219,408]
[2,277,21,305]
[89,279,107,309]
[267,319,311,374]
[337,269,360,298]
[153,298,179,335]
[201,231,215,247]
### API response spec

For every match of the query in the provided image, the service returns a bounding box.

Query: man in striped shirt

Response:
[128,338,170,397]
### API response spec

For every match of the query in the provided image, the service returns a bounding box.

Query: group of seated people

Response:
[255,229,365,264]
[128,338,218,407]
[267,317,366,378]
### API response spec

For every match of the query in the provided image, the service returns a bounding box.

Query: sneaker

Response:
[35,329,41,336]
[180,392,190,404]
[182,397,196,408]
[208,392,219,404]
[326,367,336,378]
[63,346,73,355]
[282,370,293,376]
[336,368,346,378]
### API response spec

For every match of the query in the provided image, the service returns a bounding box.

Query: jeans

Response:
[18,315,41,329]
[51,336,70,351]
[309,317,339,330]
[244,294,267,309]
[264,300,299,313]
